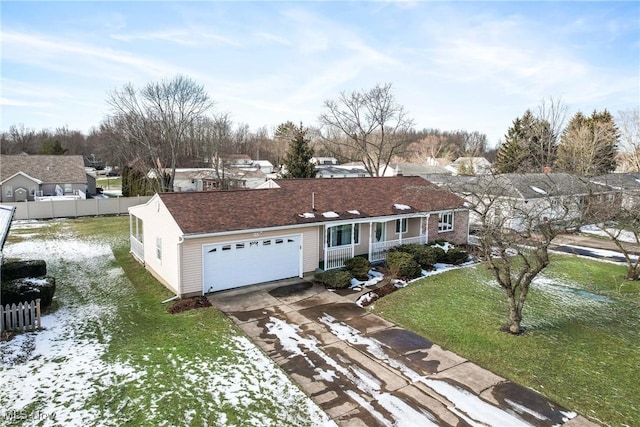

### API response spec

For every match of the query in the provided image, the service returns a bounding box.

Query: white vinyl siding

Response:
[180,226,319,296]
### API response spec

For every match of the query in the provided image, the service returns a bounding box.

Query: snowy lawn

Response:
[0,217,332,426]
[370,254,640,426]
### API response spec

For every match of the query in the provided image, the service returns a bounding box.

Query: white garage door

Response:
[203,235,301,293]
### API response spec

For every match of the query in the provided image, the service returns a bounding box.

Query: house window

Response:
[134,217,144,243]
[327,224,360,247]
[156,237,162,261]
[4,186,12,198]
[395,218,407,234]
[438,212,454,232]
[64,183,73,194]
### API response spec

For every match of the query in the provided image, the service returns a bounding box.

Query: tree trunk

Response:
[507,295,522,334]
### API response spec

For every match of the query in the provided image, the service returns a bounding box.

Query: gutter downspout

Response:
[162,235,184,304]
[177,235,184,298]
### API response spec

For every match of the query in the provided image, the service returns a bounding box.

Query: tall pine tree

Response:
[556,110,619,176]
[494,109,556,173]
[281,122,316,178]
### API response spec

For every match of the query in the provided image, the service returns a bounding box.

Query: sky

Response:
[1,1,639,147]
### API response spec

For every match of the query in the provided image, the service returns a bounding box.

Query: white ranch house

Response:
[129,177,469,297]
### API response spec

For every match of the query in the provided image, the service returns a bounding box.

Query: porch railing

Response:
[370,235,426,263]
[324,245,354,270]
[130,236,144,263]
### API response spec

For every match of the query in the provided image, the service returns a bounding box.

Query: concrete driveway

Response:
[208,279,596,427]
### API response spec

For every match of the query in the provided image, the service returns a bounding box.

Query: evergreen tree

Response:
[494,110,556,173]
[556,110,619,176]
[281,122,316,178]
[121,164,152,196]
[494,117,527,173]
[39,139,68,155]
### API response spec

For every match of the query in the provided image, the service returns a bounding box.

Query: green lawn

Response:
[96,176,122,190]
[371,256,640,426]
[1,216,328,426]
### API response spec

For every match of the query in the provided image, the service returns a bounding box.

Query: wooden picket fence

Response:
[0,299,41,333]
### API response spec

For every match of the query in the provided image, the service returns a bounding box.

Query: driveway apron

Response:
[208,280,597,427]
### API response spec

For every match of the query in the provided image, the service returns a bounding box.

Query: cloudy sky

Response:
[1,1,638,147]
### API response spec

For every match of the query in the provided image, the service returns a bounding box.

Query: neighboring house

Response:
[129,177,469,297]
[0,155,96,202]
[150,168,266,192]
[315,165,368,178]
[311,157,339,166]
[449,157,493,175]
[379,163,452,178]
[441,173,616,231]
[251,160,274,175]
[589,173,640,209]
[426,156,452,168]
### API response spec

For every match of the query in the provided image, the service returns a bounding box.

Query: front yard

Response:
[0,217,332,426]
[3,215,639,426]
[371,255,640,426]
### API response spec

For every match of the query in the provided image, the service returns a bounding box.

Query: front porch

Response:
[323,216,429,270]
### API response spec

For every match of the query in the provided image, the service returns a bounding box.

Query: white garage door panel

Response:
[203,235,301,293]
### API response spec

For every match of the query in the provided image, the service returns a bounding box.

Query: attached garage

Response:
[202,234,302,293]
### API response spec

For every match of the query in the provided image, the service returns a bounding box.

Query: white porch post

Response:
[368,220,374,260]
[350,223,355,258]
[425,214,430,243]
[324,225,329,267]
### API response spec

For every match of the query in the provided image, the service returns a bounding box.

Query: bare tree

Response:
[617,109,640,172]
[584,181,640,280]
[104,75,214,192]
[319,83,414,176]
[5,124,37,154]
[556,110,619,176]
[454,174,586,334]
[535,96,568,169]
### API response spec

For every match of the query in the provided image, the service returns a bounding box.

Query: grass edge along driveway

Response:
[0,217,331,427]
[371,257,640,427]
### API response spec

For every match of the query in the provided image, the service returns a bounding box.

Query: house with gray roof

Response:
[588,173,640,209]
[0,155,96,202]
[439,173,616,231]
[379,163,452,179]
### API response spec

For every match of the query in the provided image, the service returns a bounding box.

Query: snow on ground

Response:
[580,224,639,244]
[1,221,332,426]
[267,311,551,426]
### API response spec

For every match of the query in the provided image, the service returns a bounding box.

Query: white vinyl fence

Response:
[1,299,41,333]
[4,196,152,220]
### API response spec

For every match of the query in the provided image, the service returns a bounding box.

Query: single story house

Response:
[0,155,96,202]
[379,163,453,178]
[129,176,469,297]
[440,173,616,231]
[449,157,493,175]
[315,165,368,178]
[589,173,640,209]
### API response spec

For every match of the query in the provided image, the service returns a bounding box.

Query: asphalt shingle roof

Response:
[440,173,613,199]
[159,176,466,235]
[0,155,87,184]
